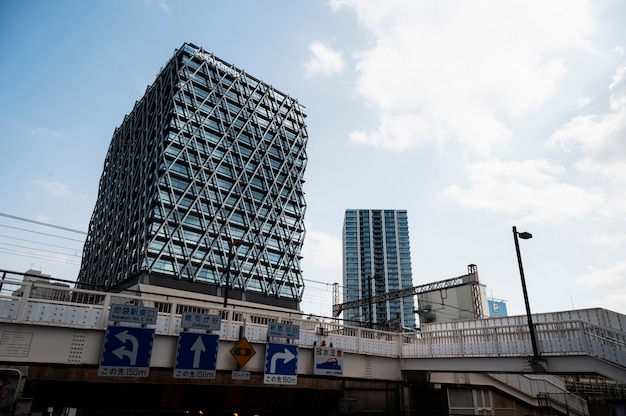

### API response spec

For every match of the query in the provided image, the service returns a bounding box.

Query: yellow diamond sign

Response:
[230,337,256,368]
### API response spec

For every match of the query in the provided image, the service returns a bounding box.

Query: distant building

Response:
[416,265,488,324]
[416,282,489,324]
[13,269,70,301]
[342,209,415,329]
[78,43,308,310]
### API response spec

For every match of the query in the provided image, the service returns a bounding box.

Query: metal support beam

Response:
[333,271,479,318]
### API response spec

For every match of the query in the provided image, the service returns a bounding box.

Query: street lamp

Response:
[223,239,245,309]
[512,226,542,368]
[367,273,384,329]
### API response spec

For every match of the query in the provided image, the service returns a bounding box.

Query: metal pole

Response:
[368,275,373,329]
[513,226,541,364]
[223,243,234,309]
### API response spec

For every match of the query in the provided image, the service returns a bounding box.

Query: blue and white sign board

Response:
[174,333,219,379]
[264,342,298,385]
[313,346,344,376]
[99,326,155,377]
[488,299,508,317]
[181,312,221,331]
[109,304,158,325]
[267,322,300,339]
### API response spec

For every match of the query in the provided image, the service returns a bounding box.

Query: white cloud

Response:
[301,228,342,269]
[331,0,597,153]
[30,127,65,139]
[547,64,626,183]
[438,159,605,225]
[32,180,72,197]
[143,0,169,12]
[574,96,592,110]
[589,232,626,247]
[305,42,344,77]
[576,262,626,298]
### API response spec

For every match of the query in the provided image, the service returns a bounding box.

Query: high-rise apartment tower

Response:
[342,209,415,329]
[78,43,308,309]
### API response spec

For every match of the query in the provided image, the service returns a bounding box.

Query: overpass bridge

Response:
[0,270,624,414]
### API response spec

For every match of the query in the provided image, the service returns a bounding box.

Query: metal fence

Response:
[0,269,625,368]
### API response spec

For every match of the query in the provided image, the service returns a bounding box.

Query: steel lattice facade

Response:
[78,43,307,309]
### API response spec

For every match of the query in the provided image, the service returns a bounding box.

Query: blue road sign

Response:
[98,326,155,377]
[264,342,298,385]
[267,322,300,339]
[174,333,219,379]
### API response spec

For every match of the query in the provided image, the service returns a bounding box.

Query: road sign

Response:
[313,346,344,376]
[181,312,221,331]
[264,342,298,385]
[99,326,155,377]
[230,337,256,368]
[173,333,219,379]
[267,322,300,339]
[109,304,158,325]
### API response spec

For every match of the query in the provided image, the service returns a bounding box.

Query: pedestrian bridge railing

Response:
[0,269,625,376]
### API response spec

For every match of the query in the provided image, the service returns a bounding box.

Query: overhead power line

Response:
[0,225,85,243]
[0,234,83,253]
[0,249,81,267]
[0,213,87,235]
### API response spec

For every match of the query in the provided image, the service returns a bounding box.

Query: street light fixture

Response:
[223,239,245,309]
[512,226,543,369]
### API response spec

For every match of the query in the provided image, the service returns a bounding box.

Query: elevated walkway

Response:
[0,269,624,384]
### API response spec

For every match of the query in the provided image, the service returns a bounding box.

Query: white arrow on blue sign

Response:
[174,333,219,379]
[264,342,298,385]
[98,326,155,377]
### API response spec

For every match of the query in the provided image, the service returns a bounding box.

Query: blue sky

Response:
[1,0,625,318]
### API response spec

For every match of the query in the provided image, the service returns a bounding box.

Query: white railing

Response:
[402,313,626,367]
[0,270,625,368]
[0,271,403,357]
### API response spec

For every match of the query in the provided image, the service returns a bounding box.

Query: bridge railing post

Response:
[395,333,403,357]
[493,327,501,356]
[15,282,33,323]
[99,293,112,329]
[167,301,179,335]
[577,321,590,357]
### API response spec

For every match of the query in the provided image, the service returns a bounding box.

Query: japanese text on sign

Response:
[267,322,300,339]
[109,304,158,324]
[181,312,221,331]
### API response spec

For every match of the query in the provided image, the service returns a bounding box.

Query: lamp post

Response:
[223,239,245,309]
[512,226,541,366]
[367,273,384,329]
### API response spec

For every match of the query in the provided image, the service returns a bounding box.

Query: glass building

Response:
[342,209,415,329]
[77,43,307,310]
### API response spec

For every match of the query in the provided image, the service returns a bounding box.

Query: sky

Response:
[1,0,625,320]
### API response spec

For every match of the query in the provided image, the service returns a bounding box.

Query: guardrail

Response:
[0,269,625,368]
[0,270,403,357]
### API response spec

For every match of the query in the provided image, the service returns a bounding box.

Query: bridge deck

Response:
[0,270,624,383]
